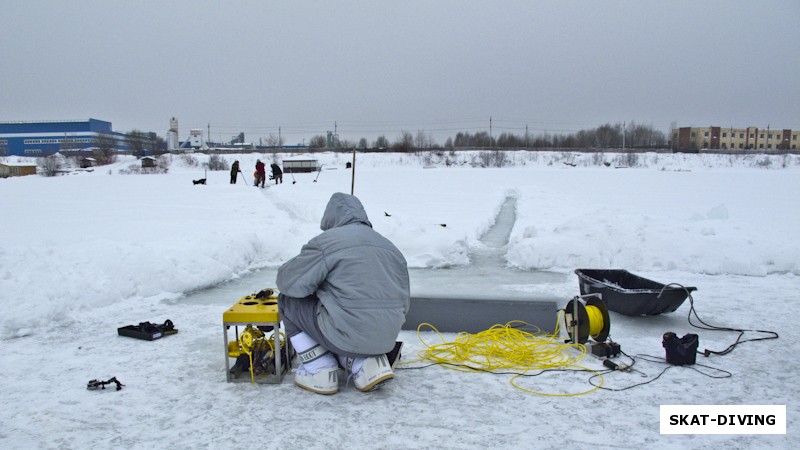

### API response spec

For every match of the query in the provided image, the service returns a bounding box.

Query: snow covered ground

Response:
[1,150,798,449]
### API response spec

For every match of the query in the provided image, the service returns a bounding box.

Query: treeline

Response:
[308,121,668,151]
[448,122,667,149]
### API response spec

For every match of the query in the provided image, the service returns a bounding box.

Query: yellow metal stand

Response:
[223,290,291,383]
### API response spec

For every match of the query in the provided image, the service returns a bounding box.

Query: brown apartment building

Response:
[674,126,798,152]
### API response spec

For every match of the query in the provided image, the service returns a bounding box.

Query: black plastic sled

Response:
[574,269,696,316]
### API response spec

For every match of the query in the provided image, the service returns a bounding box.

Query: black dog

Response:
[193,178,206,185]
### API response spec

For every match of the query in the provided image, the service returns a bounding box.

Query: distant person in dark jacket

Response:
[270,163,283,184]
[277,193,410,395]
[230,160,240,184]
[255,160,266,188]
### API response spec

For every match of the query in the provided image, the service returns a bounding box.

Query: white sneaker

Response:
[294,366,339,395]
[347,354,395,392]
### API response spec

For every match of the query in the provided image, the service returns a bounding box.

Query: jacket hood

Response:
[320,193,372,230]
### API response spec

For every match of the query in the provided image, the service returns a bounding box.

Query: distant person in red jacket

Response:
[255,160,266,188]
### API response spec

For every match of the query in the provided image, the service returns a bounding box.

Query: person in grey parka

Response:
[277,192,410,395]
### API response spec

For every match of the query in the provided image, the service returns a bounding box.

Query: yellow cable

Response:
[411,317,604,396]
[585,305,604,337]
[248,352,255,384]
[241,329,287,383]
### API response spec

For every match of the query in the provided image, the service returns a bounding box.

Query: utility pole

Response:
[622,121,626,152]
[525,125,529,148]
[278,127,281,147]
[489,116,493,148]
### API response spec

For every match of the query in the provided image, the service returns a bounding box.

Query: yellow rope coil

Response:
[410,315,604,396]
[585,305,604,337]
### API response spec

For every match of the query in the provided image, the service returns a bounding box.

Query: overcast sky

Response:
[1,0,798,145]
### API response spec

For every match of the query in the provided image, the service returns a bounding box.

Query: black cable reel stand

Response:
[565,294,611,345]
[564,294,624,370]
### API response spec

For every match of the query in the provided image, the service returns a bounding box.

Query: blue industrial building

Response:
[0,119,127,157]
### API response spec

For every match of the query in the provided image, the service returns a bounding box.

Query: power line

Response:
[180,117,674,143]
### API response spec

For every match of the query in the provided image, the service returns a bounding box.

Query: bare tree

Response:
[308,135,327,149]
[125,130,154,158]
[205,154,229,171]
[426,132,438,149]
[392,131,414,152]
[266,133,285,147]
[497,132,522,148]
[358,137,368,149]
[453,131,492,148]
[94,133,117,165]
[669,121,678,151]
[374,135,389,149]
[574,129,593,148]
[152,135,168,155]
[415,130,427,149]
[339,139,356,149]
[594,124,620,148]
[37,154,63,177]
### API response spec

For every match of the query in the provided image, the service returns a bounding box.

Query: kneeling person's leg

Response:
[278,293,339,394]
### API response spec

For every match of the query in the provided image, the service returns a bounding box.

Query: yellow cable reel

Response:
[585,305,605,337]
[240,326,265,355]
[564,295,610,344]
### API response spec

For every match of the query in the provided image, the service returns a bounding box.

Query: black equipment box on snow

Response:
[118,320,178,341]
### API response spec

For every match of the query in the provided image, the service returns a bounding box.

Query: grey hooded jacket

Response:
[276,193,410,355]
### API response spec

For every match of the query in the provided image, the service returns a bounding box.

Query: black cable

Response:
[661,283,779,356]
[636,354,733,379]
[588,353,731,392]
[589,367,670,392]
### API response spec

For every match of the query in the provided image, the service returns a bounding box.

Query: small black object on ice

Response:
[87,377,124,391]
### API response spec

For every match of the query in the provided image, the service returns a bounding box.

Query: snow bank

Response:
[1,151,799,339]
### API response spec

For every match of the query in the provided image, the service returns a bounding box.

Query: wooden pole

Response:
[350,147,356,195]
